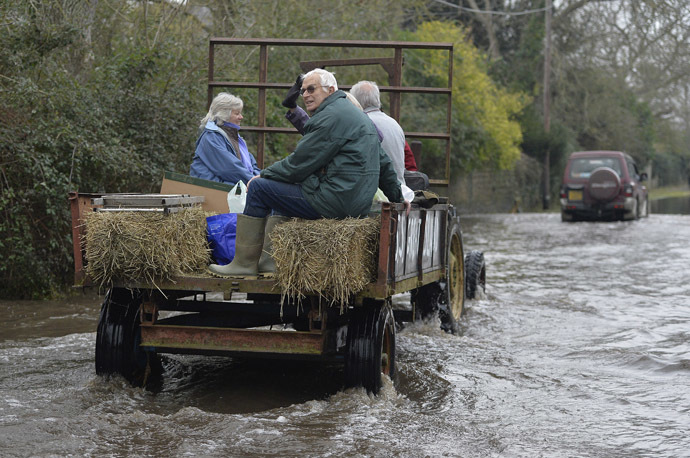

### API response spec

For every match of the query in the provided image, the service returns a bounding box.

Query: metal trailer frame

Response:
[71,194,460,354]
[73,39,466,393]
[207,37,454,186]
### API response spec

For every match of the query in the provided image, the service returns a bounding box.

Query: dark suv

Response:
[560,150,649,222]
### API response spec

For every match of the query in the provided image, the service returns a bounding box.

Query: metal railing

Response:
[208,38,453,185]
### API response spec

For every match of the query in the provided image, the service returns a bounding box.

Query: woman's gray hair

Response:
[304,68,338,93]
[350,80,381,110]
[200,92,243,128]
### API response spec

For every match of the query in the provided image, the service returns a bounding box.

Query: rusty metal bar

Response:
[208,41,215,108]
[208,81,451,95]
[210,37,453,50]
[140,324,326,355]
[69,192,103,286]
[207,37,453,185]
[390,47,403,122]
[376,203,393,290]
[257,45,268,168]
[240,126,299,134]
[299,57,396,76]
[238,127,449,138]
[445,47,454,184]
[69,192,85,285]
[402,131,450,139]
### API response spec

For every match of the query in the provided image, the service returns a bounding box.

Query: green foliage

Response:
[649,122,690,187]
[399,22,528,175]
[519,105,572,162]
[492,5,546,94]
[518,104,576,193]
[553,67,656,164]
[0,0,202,298]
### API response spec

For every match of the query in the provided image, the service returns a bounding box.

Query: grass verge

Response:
[648,185,690,200]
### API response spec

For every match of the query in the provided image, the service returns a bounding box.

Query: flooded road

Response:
[2,213,689,457]
[651,195,690,215]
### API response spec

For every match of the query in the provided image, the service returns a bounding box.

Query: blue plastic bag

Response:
[206,213,237,265]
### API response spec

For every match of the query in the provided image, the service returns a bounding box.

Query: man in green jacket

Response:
[209,68,407,278]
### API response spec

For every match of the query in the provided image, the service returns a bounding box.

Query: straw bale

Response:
[83,206,211,288]
[271,216,381,307]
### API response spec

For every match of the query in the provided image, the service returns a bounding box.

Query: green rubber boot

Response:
[208,214,266,278]
[258,215,291,276]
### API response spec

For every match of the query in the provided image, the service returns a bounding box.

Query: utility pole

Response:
[542,0,552,210]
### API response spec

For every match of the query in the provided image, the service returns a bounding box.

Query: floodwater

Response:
[2,213,689,457]
[651,195,690,215]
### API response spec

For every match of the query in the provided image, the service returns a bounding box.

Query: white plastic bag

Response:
[227,181,247,213]
[401,183,415,202]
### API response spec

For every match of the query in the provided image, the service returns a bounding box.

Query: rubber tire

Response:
[344,303,396,395]
[411,219,465,334]
[464,250,486,300]
[95,288,162,390]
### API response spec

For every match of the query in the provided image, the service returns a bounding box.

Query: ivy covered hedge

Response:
[0,2,203,298]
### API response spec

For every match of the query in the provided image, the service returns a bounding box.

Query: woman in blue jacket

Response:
[190,92,260,185]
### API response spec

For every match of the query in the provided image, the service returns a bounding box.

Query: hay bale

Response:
[83,206,211,288]
[271,216,381,307]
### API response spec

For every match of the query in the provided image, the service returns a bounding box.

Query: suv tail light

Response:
[624,184,633,197]
[560,188,567,199]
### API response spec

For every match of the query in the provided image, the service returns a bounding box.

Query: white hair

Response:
[350,80,381,110]
[304,68,338,93]
[345,92,363,110]
[200,92,243,128]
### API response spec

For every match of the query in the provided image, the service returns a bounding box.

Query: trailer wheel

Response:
[95,288,162,390]
[464,250,486,300]
[412,220,465,334]
[344,303,396,394]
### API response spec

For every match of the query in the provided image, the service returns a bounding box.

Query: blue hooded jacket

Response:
[190,121,260,185]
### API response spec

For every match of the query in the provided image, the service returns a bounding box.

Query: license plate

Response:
[568,190,583,201]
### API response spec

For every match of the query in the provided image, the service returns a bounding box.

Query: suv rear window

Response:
[569,157,623,179]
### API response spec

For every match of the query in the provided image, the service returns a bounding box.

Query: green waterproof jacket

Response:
[261,90,402,218]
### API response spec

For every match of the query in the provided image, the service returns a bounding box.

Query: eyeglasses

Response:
[300,85,327,96]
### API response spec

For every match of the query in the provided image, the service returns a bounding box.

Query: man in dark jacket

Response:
[209,69,407,278]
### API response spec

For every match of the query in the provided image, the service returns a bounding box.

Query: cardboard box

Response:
[160,171,234,214]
